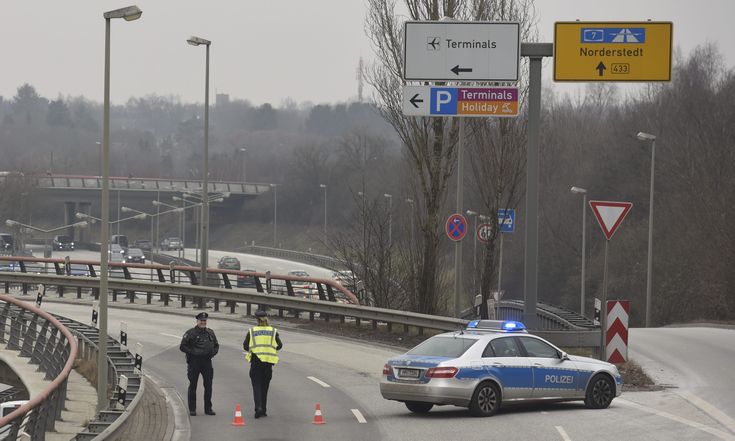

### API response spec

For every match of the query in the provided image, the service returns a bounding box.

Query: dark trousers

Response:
[249,361,273,413]
[187,357,214,412]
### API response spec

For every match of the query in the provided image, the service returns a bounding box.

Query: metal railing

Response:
[0,255,601,347]
[0,294,78,440]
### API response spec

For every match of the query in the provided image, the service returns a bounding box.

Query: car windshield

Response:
[57,236,71,242]
[405,336,478,358]
[289,271,309,277]
[128,248,143,256]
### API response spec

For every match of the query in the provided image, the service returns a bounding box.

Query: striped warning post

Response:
[605,300,630,364]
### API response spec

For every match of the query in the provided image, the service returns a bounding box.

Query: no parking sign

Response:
[445,214,467,241]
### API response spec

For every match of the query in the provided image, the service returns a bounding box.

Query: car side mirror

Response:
[559,351,569,361]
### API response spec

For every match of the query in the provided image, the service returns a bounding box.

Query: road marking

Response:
[351,409,367,423]
[160,333,181,339]
[677,391,735,436]
[617,398,735,440]
[555,426,572,441]
[307,376,331,388]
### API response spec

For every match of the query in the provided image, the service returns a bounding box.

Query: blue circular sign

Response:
[445,214,467,241]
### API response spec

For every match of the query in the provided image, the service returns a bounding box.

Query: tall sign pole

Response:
[454,119,465,317]
[589,200,633,359]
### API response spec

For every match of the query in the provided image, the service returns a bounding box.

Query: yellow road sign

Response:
[554,22,672,81]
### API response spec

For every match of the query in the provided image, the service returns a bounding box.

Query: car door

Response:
[517,336,580,398]
[481,336,533,400]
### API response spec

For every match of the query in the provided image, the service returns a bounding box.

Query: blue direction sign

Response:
[445,213,467,242]
[403,85,519,117]
[498,209,515,233]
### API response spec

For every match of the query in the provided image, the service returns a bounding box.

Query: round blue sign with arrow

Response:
[445,213,467,242]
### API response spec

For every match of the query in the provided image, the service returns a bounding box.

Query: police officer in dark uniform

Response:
[180,312,219,416]
[243,309,282,418]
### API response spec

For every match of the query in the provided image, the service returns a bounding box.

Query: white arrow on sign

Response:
[589,200,633,240]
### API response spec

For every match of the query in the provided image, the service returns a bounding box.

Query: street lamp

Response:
[384,193,393,247]
[187,34,212,296]
[99,4,141,413]
[270,184,278,247]
[570,186,588,316]
[466,210,479,292]
[406,198,415,249]
[239,148,247,183]
[5,219,88,258]
[320,184,327,238]
[637,131,656,327]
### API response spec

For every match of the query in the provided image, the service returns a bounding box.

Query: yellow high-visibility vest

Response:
[246,326,279,364]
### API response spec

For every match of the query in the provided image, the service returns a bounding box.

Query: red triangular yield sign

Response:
[589,201,633,240]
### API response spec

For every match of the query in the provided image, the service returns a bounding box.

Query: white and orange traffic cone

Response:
[231,403,246,426]
[312,403,325,425]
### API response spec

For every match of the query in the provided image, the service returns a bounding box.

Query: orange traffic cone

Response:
[312,403,325,425]
[231,403,246,426]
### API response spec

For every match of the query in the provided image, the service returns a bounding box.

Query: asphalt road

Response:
[12,248,735,440]
[27,299,734,441]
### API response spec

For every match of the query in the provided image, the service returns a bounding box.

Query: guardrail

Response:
[0,294,78,440]
[0,256,601,348]
[49,314,144,441]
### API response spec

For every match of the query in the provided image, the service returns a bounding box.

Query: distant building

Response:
[216,93,230,106]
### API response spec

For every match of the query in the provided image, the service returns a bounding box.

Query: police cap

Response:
[195,312,209,320]
[254,309,268,318]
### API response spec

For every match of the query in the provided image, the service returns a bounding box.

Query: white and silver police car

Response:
[380,320,622,417]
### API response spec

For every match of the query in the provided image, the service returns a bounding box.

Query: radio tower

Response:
[356,57,364,103]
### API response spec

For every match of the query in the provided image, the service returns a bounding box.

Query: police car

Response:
[380,320,622,417]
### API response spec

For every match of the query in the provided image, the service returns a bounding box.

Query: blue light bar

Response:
[467,320,479,328]
[502,321,526,332]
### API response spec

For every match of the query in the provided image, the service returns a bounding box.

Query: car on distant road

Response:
[133,239,152,251]
[237,269,259,288]
[160,237,183,251]
[381,320,622,417]
[217,256,241,270]
[68,264,90,277]
[0,233,14,252]
[287,270,316,298]
[125,248,146,264]
[52,235,75,251]
[108,244,124,263]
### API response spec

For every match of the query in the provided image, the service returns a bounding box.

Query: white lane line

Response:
[160,333,181,339]
[351,408,367,424]
[307,376,331,388]
[555,426,572,441]
[617,398,735,440]
[677,391,735,436]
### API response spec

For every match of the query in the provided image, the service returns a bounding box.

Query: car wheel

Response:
[584,374,614,409]
[405,401,433,414]
[469,381,500,417]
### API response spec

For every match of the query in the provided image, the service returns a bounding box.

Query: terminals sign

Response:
[403,86,518,117]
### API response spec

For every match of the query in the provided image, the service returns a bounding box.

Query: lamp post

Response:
[121,207,153,262]
[187,35,211,296]
[320,184,327,239]
[99,4,141,413]
[96,141,102,177]
[570,186,588,316]
[406,198,415,249]
[637,131,656,327]
[239,148,247,182]
[5,219,88,265]
[270,184,278,247]
[384,193,392,247]
[466,210,479,293]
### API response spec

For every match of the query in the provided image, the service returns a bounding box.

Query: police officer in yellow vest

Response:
[243,309,282,418]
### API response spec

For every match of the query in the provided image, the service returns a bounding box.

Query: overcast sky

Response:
[2,0,733,106]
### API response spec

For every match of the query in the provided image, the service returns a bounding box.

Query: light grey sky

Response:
[2,1,733,106]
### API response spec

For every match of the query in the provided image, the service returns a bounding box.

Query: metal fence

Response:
[0,294,78,440]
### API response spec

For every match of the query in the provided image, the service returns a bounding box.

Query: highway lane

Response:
[25,300,734,441]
